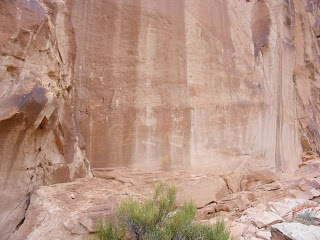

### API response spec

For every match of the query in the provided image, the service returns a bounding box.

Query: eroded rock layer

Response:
[1,0,320,239]
[71,0,315,174]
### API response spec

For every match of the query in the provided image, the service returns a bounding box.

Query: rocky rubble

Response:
[9,157,320,239]
[204,157,320,239]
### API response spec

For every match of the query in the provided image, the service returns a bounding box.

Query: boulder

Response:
[238,204,283,229]
[271,222,320,240]
[240,170,279,191]
[216,192,255,212]
[196,203,216,220]
[251,211,283,229]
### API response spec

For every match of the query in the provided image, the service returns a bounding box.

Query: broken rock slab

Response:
[239,204,283,229]
[271,222,320,240]
[228,221,258,239]
[250,211,283,229]
[267,198,305,219]
[216,191,255,212]
[255,230,271,240]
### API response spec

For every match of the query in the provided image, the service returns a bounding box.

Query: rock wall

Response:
[71,0,316,174]
[0,1,91,239]
[1,0,320,239]
[294,1,320,155]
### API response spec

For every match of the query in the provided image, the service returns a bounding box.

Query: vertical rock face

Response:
[0,1,91,239]
[70,0,315,174]
[1,0,320,239]
[294,1,320,155]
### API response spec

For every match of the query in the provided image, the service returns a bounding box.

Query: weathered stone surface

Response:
[196,203,216,220]
[222,173,243,193]
[71,0,305,176]
[216,192,255,212]
[9,172,229,240]
[251,211,283,229]
[228,221,258,239]
[295,159,320,178]
[92,168,229,208]
[240,170,279,191]
[2,0,320,239]
[294,1,320,156]
[216,159,320,216]
[268,199,304,218]
[301,152,319,162]
[238,203,284,229]
[8,178,119,240]
[9,164,320,239]
[271,222,320,240]
[255,230,271,240]
[0,1,91,239]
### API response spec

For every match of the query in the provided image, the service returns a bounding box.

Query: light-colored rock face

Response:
[1,0,320,239]
[70,0,319,174]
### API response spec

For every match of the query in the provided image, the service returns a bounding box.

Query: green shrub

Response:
[95,222,124,240]
[292,201,320,225]
[94,182,231,240]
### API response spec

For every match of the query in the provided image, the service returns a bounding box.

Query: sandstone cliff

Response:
[0,1,91,239]
[1,0,320,239]
[71,0,317,174]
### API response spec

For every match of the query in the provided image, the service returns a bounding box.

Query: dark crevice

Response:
[13,197,30,232]
[198,200,217,210]
[222,178,233,194]
[14,217,25,232]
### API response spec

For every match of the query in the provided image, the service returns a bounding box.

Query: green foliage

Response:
[93,182,231,240]
[292,201,320,225]
[296,210,316,225]
[94,222,124,240]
